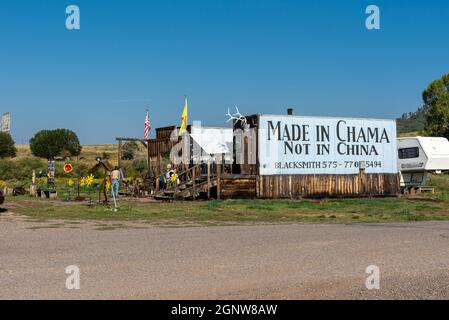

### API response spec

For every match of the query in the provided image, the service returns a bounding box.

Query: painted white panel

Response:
[258,115,397,175]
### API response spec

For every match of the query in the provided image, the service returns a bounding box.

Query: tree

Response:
[121,141,138,160]
[424,73,449,138]
[30,129,82,159]
[0,132,17,158]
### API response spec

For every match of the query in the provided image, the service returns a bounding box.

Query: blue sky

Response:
[1,0,449,144]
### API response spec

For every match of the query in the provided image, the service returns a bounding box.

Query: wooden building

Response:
[142,113,401,200]
[226,113,400,199]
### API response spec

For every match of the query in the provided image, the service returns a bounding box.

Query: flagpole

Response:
[145,108,151,195]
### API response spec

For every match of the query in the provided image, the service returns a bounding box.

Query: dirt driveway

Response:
[1,217,449,299]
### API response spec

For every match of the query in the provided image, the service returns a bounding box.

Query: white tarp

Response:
[258,115,398,175]
[190,126,233,160]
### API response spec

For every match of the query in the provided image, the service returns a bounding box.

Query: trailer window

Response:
[398,147,419,159]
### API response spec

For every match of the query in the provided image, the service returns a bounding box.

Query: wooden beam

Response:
[217,156,221,200]
[207,160,211,199]
[118,139,122,169]
[147,141,152,194]
[192,165,196,201]
[115,137,147,142]
[156,154,161,192]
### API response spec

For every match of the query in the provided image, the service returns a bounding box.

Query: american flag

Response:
[144,110,151,140]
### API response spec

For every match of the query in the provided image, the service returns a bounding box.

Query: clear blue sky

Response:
[1,0,449,144]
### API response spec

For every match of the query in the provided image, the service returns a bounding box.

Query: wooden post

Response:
[217,155,221,200]
[30,170,36,197]
[192,165,196,201]
[207,160,211,199]
[147,142,150,192]
[159,154,163,175]
[118,139,122,169]
[156,153,161,192]
[147,141,150,173]
[359,168,365,195]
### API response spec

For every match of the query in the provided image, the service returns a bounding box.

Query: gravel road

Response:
[1,218,449,299]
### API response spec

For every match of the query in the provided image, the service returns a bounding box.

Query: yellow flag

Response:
[179,97,188,135]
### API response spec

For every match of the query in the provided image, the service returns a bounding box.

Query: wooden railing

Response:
[155,160,223,200]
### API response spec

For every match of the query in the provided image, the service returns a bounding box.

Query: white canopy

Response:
[190,126,233,161]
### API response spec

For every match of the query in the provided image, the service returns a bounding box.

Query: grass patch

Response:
[10,174,449,226]
[27,224,64,230]
[10,194,449,226]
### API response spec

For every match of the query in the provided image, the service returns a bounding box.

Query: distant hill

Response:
[397,105,429,133]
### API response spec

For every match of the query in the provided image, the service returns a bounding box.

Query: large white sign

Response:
[258,115,397,175]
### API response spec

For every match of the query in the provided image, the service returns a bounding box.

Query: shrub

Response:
[129,158,148,177]
[30,129,82,159]
[0,157,46,181]
[0,132,16,158]
[121,141,139,160]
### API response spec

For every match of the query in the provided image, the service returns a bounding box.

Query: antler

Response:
[234,106,242,117]
[225,106,248,128]
[233,106,248,127]
[226,108,239,122]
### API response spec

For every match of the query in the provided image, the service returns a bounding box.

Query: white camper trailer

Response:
[397,137,449,187]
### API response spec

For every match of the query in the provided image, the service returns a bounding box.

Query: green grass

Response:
[9,173,449,226]
[9,196,449,226]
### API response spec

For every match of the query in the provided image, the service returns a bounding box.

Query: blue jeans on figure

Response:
[111,179,119,197]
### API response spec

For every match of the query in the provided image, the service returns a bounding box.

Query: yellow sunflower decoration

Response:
[105,179,111,192]
[67,179,75,187]
[85,174,94,187]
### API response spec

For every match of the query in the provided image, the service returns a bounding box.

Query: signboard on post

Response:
[47,160,56,185]
[64,163,73,174]
[1,112,11,134]
[258,115,397,175]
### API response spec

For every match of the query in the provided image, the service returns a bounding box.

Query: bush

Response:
[131,158,147,176]
[0,159,16,180]
[0,157,45,181]
[119,159,148,178]
[121,141,138,160]
[30,129,82,159]
[424,73,449,138]
[0,132,16,158]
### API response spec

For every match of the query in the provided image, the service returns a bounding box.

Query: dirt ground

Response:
[1,213,449,300]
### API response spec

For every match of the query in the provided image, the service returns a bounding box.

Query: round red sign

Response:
[64,163,73,174]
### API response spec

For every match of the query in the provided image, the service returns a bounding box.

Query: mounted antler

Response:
[225,106,248,129]
[225,108,238,123]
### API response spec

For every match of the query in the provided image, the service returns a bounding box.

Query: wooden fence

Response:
[256,173,400,199]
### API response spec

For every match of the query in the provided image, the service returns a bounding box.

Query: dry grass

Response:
[397,131,420,137]
[15,144,148,167]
